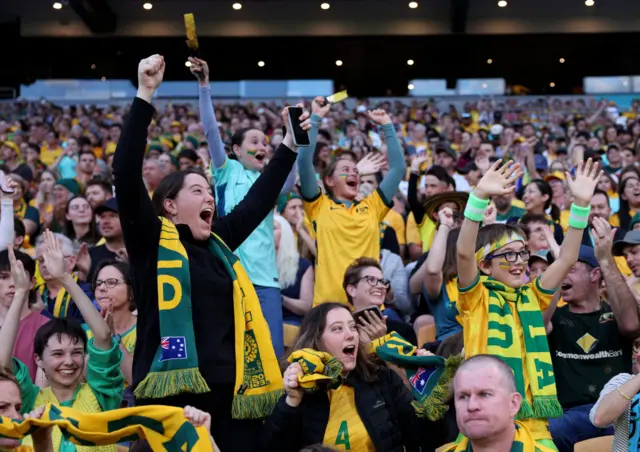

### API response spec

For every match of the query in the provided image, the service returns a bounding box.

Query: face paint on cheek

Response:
[339,174,349,180]
[498,261,511,270]
[247,149,258,156]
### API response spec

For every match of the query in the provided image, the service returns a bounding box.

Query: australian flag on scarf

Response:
[160,336,187,361]
[410,367,436,396]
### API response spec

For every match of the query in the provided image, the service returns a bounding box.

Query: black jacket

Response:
[261,366,446,452]
[113,97,297,395]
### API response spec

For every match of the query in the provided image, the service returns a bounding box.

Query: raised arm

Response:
[0,174,18,251]
[0,247,31,371]
[457,160,522,288]
[299,97,331,200]
[423,208,454,299]
[112,55,164,261]
[540,159,601,291]
[189,57,227,169]
[374,111,406,201]
[41,231,112,350]
[592,217,640,338]
[214,106,310,251]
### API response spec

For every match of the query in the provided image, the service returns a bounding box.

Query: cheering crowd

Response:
[0,53,639,451]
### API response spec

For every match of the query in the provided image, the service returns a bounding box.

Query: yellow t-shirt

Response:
[405,212,421,246]
[382,209,406,246]
[86,323,136,355]
[457,276,555,437]
[305,190,390,306]
[323,385,375,452]
[405,212,437,252]
[39,145,63,167]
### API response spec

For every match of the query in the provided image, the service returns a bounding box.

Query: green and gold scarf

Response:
[483,277,562,420]
[37,274,78,318]
[288,349,343,392]
[4,404,213,452]
[134,218,283,420]
[442,421,558,452]
[371,332,462,421]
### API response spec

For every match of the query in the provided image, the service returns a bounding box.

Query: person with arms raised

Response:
[191,57,298,357]
[113,54,309,451]
[456,158,602,448]
[0,231,123,452]
[299,97,405,306]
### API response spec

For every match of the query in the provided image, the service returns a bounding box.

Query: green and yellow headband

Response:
[474,231,525,264]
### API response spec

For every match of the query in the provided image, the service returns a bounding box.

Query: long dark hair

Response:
[618,175,640,230]
[63,196,100,245]
[151,167,216,220]
[442,228,461,283]
[523,179,560,222]
[92,260,135,312]
[290,302,378,383]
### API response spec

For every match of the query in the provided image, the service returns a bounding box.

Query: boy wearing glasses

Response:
[450,159,601,450]
[342,257,417,345]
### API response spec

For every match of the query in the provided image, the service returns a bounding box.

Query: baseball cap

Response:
[577,245,600,268]
[534,154,548,171]
[529,250,551,264]
[551,245,599,268]
[544,171,566,182]
[94,198,118,216]
[435,145,456,160]
[613,230,640,256]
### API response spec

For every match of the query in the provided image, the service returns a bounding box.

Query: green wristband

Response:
[568,203,590,230]
[464,193,490,222]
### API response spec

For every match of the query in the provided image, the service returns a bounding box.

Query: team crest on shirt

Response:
[599,312,614,324]
[355,205,369,214]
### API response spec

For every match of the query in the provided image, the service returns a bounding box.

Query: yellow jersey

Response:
[305,189,390,306]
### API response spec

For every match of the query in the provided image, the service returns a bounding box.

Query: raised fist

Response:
[138,54,165,93]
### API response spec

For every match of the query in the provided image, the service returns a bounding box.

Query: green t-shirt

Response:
[548,303,632,408]
[14,337,124,452]
[496,205,526,223]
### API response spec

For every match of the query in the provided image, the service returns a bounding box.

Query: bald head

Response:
[454,355,516,393]
[453,354,521,442]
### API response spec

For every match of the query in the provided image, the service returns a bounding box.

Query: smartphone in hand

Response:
[287,107,311,147]
[0,171,14,194]
[353,306,383,324]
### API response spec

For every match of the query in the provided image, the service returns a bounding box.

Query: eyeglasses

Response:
[486,250,530,263]
[36,256,72,264]
[358,275,390,289]
[93,278,124,290]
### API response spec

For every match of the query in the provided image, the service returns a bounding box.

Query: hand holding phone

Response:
[286,106,311,147]
[0,171,15,195]
[354,306,387,344]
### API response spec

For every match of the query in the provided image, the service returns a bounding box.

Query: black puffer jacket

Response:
[261,366,446,452]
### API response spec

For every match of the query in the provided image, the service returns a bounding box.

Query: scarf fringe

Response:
[533,396,564,419]
[232,389,283,419]
[133,368,210,399]
[516,400,535,420]
[324,357,344,380]
[413,354,464,421]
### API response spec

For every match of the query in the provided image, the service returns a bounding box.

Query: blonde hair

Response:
[274,214,299,289]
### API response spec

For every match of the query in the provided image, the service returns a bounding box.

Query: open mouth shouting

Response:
[248,148,267,164]
[199,207,213,226]
[342,344,357,359]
